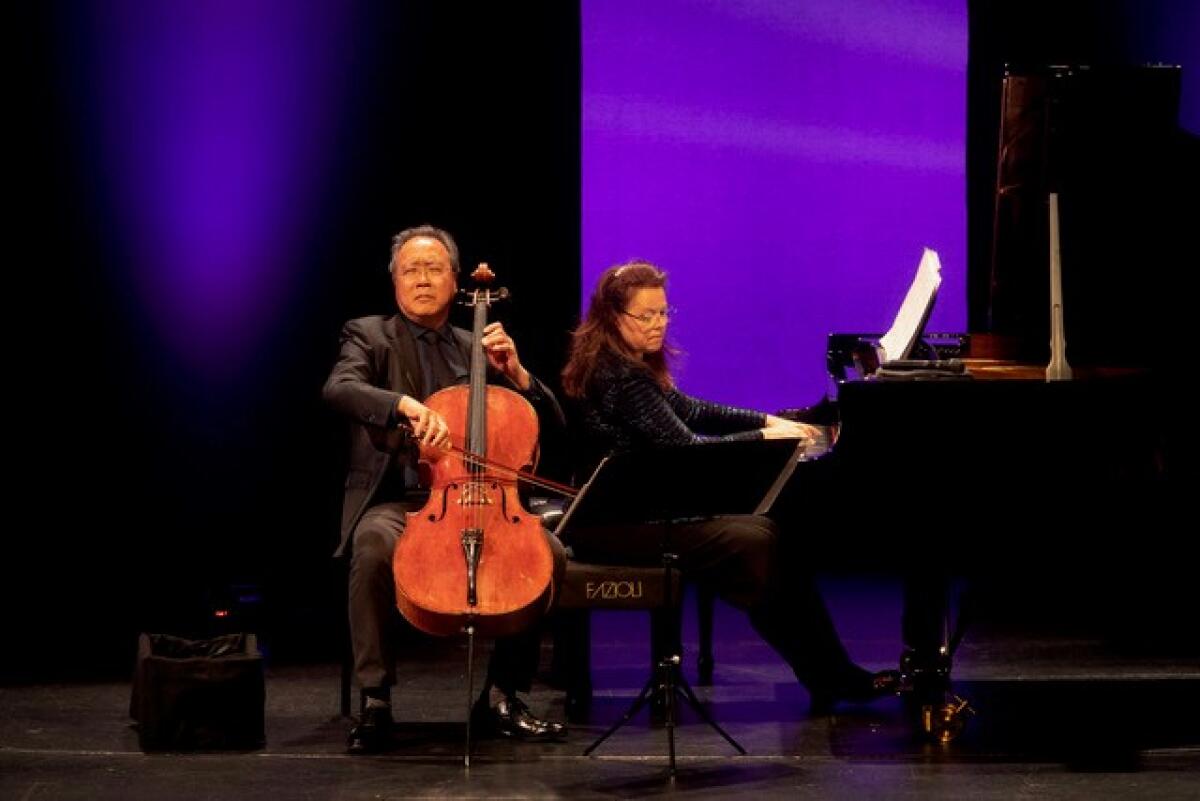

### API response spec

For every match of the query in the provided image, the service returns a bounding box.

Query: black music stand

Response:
[555,438,806,774]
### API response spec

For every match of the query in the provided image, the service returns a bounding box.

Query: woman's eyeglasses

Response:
[622,307,676,325]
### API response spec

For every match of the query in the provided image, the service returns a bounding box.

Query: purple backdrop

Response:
[583,0,968,409]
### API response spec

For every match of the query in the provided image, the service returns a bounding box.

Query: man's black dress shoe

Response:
[809,669,902,715]
[472,695,567,741]
[347,706,394,754]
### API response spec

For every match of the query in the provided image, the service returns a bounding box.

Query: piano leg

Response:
[901,572,972,741]
[901,570,949,689]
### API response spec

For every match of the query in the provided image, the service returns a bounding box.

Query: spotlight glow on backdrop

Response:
[73,1,353,381]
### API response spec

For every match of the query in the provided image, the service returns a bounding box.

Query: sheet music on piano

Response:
[878,247,942,365]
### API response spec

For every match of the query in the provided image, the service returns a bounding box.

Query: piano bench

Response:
[550,560,682,722]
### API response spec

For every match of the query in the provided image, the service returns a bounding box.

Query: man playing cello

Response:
[323,225,567,754]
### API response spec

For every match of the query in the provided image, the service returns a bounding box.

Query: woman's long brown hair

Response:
[562,260,676,399]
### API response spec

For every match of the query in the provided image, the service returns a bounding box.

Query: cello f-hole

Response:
[425,484,455,522]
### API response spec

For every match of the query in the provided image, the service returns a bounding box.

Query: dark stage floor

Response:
[3,578,1199,799]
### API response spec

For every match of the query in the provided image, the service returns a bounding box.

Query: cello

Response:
[392,264,556,640]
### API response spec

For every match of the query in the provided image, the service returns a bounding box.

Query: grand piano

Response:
[764,64,1192,736]
[769,329,1174,734]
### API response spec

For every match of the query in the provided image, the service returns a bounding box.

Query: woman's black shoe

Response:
[809,669,902,715]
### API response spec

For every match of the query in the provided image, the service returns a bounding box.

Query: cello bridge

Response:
[457,481,494,507]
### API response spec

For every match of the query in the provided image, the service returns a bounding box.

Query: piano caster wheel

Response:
[920,695,974,744]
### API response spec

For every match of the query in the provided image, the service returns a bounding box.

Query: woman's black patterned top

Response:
[573,350,765,478]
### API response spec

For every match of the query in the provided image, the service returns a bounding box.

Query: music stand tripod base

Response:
[581,550,746,774]
[558,440,804,773]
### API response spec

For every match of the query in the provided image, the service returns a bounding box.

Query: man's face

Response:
[393,236,458,327]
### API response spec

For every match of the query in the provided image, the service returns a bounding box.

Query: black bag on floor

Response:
[130,632,265,751]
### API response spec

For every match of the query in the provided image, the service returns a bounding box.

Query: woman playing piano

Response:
[561,260,898,711]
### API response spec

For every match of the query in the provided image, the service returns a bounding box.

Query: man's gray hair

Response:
[388,225,461,274]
